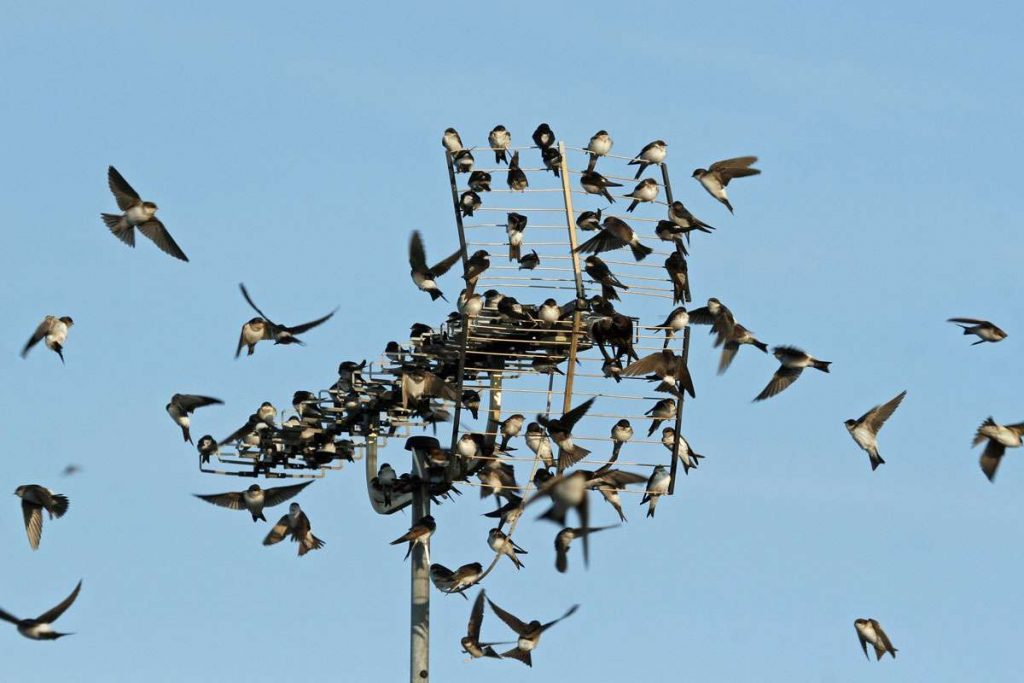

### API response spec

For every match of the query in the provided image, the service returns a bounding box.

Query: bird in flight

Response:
[101,166,188,261]
[235,283,336,357]
[0,580,82,640]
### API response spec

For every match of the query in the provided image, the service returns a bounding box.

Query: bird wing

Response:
[467,590,487,639]
[176,395,224,413]
[560,397,597,431]
[708,156,760,184]
[541,604,580,632]
[138,218,188,262]
[264,480,313,508]
[754,366,803,401]
[590,470,648,488]
[487,598,529,635]
[972,417,996,447]
[0,607,19,624]
[219,416,257,446]
[263,515,290,545]
[284,308,337,335]
[979,439,1006,482]
[36,580,82,624]
[390,525,427,545]
[234,328,248,358]
[239,283,277,324]
[575,230,627,255]
[431,249,463,276]
[22,502,42,550]
[107,166,141,209]
[423,373,459,402]
[1007,422,1024,436]
[861,390,907,434]
[718,341,739,374]
[193,491,245,511]
[687,307,715,325]
[21,318,53,357]
[855,625,870,660]
[408,230,428,271]
[874,622,895,659]
[947,317,987,324]
[622,351,670,377]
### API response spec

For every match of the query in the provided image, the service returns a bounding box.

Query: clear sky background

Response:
[2,2,1022,681]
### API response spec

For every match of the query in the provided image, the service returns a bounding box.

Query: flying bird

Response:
[974,417,1024,482]
[844,391,907,471]
[401,367,459,407]
[754,346,831,401]
[575,216,652,261]
[947,317,1007,345]
[487,598,579,667]
[194,481,313,522]
[165,394,223,444]
[235,283,336,356]
[555,525,617,573]
[692,156,760,213]
[717,323,768,374]
[537,397,597,471]
[628,140,667,178]
[462,590,503,659]
[854,618,898,660]
[101,166,188,261]
[622,349,695,398]
[263,502,324,556]
[14,485,69,551]
[0,580,81,640]
[21,315,74,364]
[688,297,735,344]
[408,230,461,302]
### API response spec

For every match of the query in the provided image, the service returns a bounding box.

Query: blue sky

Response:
[2,2,1023,681]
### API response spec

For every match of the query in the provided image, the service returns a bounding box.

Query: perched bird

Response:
[461,390,481,420]
[692,156,760,213]
[193,480,312,522]
[610,419,633,457]
[947,318,1007,345]
[651,307,689,348]
[489,125,511,165]
[21,315,74,364]
[518,250,540,270]
[537,397,597,471]
[579,170,622,203]
[507,152,528,191]
[391,515,436,561]
[641,465,671,517]
[487,598,579,667]
[576,209,602,231]
[263,502,324,556]
[586,130,613,170]
[525,422,555,470]
[555,525,617,572]
[623,349,695,398]
[14,485,69,550]
[408,230,462,302]
[458,290,484,317]
[497,413,524,450]
[498,296,533,323]
[668,200,715,234]
[645,398,676,437]
[541,146,562,176]
[218,408,276,448]
[854,618,898,660]
[662,427,704,474]
[576,216,652,261]
[401,368,458,408]
[718,323,769,374]
[482,495,524,530]
[464,250,491,293]
[454,150,475,174]
[374,463,397,506]
[755,346,831,401]
[460,190,482,217]
[506,212,528,262]
[165,394,223,444]
[536,298,567,326]
[623,178,659,213]
[448,562,484,594]
[688,297,736,344]
[430,563,457,594]
[973,417,1024,482]
[442,127,463,153]
[584,255,629,302]
[628,140,667,179]
[101,166,188,261]
[235,283,336,356]
[664,250,688,304]
[462,590,503,659]
[532,123,555,149]
[844,391,907,471]
[196,435,218,464]
[601,358,623,383]
[532,356,566,376]
[0,580,81,640]
[468,170,492,192]
[488,528,527,569]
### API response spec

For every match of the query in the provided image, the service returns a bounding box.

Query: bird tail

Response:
[102,214,135,246]
[629,242,653,261]
[601,189,616,203]
[502,647,532,667]
[724,199,734,214]
[182,425,192,444]
[509,244,520,262]
[539,505,568,527]
[753,340,769,353]
[51,494,71,518]
[256,511,267,522]
[871,452,885,471]
[429,289,445,302]
[646,497,658,518]
[601,283,620,302]
[53,343,65,365]
[633,163,646,180]
[647,419,662,437]
[556,552,568,573]
[626,200,639,213]
[812,360,831,373]
[960,325,972,334]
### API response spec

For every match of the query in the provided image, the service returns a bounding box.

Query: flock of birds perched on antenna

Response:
[3,126,1016,670]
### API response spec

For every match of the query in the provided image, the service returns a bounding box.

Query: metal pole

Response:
[484,373,503,451]
[660,163,691,496]
[409,444,431,682]
[557,141,585,415]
